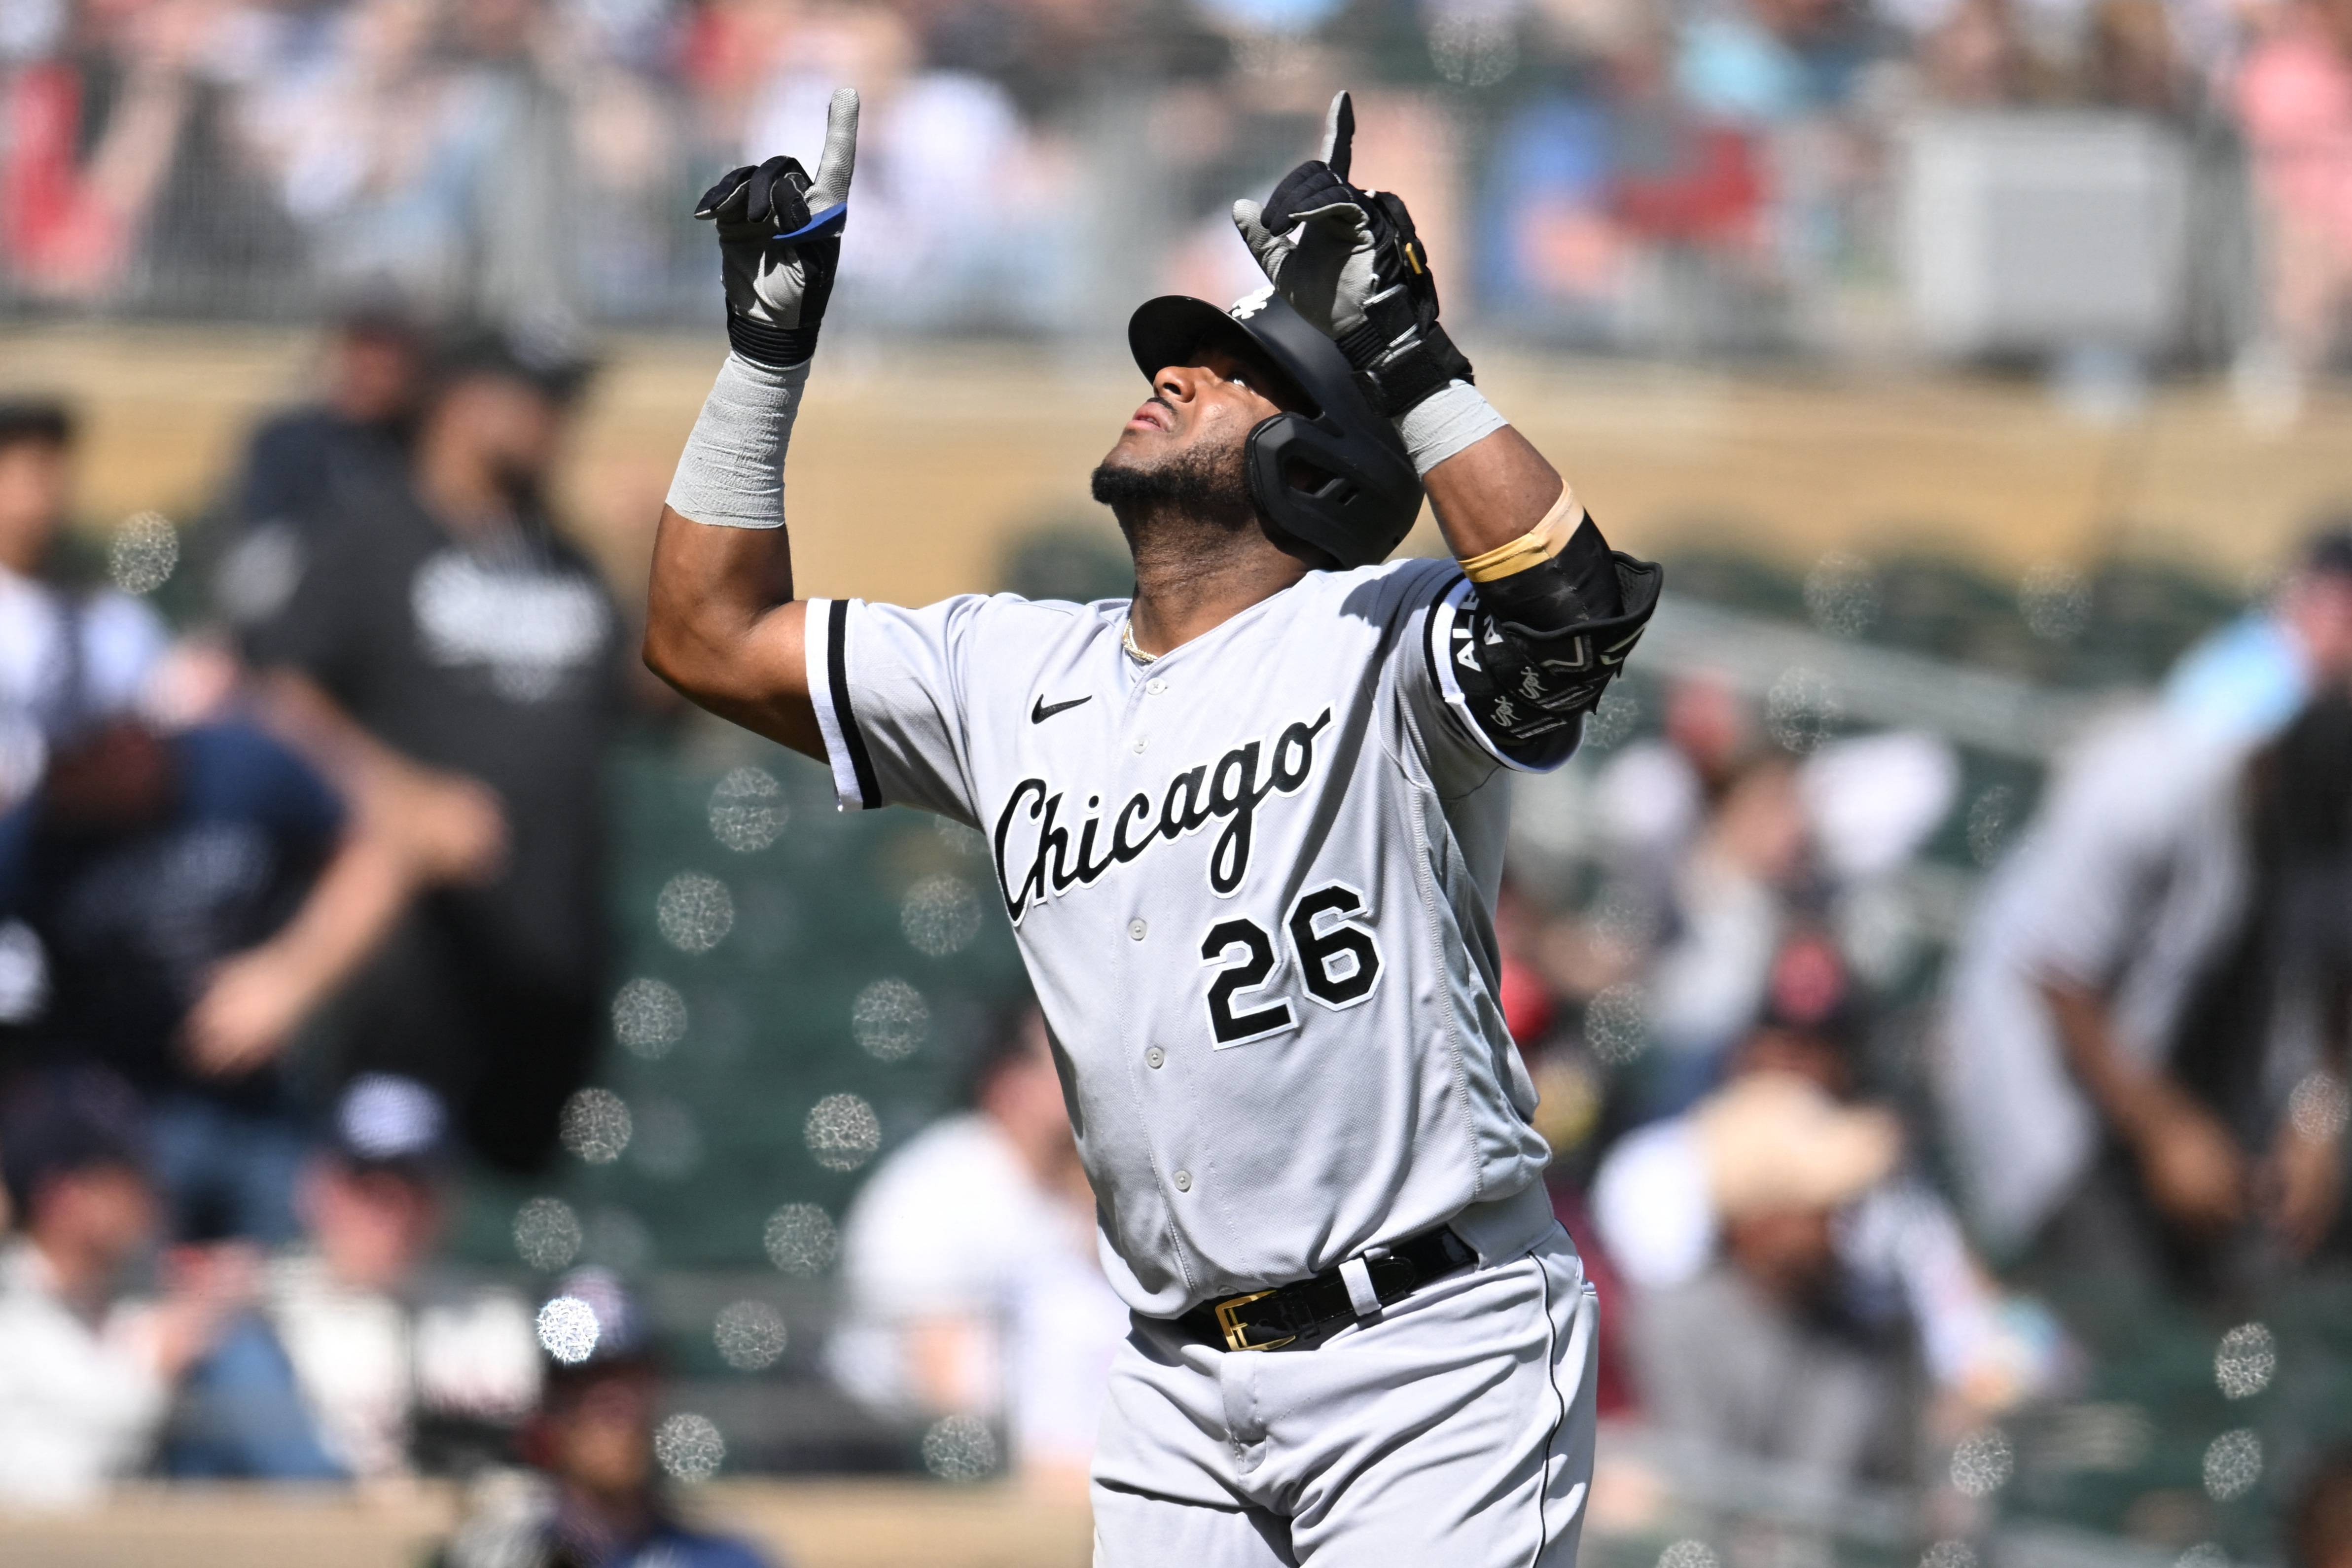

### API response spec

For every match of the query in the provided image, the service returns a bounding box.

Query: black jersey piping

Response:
[1421,570,1482,752]
[827,600,882,811]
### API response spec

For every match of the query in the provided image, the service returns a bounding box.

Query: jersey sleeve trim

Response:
[807,598,882,811]
[1425,575,1561,775]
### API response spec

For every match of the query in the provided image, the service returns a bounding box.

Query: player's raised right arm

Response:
[645,503,818,754]
[642,89,858,762]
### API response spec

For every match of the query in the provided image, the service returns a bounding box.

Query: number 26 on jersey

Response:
[1198,883,1384,1047]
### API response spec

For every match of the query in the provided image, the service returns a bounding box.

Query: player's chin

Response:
[1096,430,1164,473]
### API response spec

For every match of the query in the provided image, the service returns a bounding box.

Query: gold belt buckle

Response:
[1212,1289,1294,1353]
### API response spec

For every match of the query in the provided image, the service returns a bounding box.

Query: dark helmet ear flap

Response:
[1130,291,1424,570]
[1245,412,1422,569]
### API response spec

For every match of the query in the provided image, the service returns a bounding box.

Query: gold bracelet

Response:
[1456,486,1583,584]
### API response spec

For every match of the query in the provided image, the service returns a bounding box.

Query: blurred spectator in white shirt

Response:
[1597,962,2069,1484]
[827,1004,1126,1491]
[166,1072,541,1481]
[0,1065,250,1507]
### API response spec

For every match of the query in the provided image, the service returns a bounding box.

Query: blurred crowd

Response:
[1482,531,2352,1551]
[5,0,2352,368]
[0,318,804,1568]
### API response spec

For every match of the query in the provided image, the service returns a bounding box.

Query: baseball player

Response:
[645,88,1660,1565]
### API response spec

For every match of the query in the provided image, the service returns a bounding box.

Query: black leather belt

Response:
[1172,1226,1478,1352]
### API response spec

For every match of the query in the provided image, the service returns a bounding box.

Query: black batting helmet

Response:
[1127,288,1423,570]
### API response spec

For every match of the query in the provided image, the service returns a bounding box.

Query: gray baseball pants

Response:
[1091,1227,1599,1566]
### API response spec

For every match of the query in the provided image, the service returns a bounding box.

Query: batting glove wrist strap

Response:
[1347,319,1476,421]
[726,312,822,368]
[665,354,810,531]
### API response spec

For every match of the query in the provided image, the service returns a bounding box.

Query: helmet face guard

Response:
[1126,290,1424,570]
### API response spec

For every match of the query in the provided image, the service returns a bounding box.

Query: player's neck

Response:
[1122,510,1319,657]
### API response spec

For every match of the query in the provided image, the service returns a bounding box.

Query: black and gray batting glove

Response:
[1232,90,1474,419]
[697,86,858,367]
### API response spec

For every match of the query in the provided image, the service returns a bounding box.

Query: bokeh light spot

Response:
[657,871,734,953]
[1951,1426,2014,1497]
[514,1197,582,1271]
[900,875,983,957]
[1583,687,1641,751]
[109,511,179,596]
[535,1295,600,1364]
[1584,983,1648,1065]
[1766,667,1840,754]
[1805,552,1880,638]
[655,1413,725,1482]
[1427,8,1517,86]
[714,1300,789,1371]
[560,1088,633,1164]
[1922,1542,1977,1568]
[764,1203,839,1276]
[2215,1323,2276,1400]
[2203,1429,2261,1501]
[803,1094,882,1171]
[921,1414,999,1481]
[934,818,988,859]
[2290,1074,2350,1140]
[853,978,930,1062]
[612,977,687,1060]
[710,767,786,853]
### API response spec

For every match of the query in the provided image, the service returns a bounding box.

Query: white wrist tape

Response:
[664,354,811,530]
[1394,379,1507,476]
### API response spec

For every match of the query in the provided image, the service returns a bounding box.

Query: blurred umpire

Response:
[236,332,623,1175]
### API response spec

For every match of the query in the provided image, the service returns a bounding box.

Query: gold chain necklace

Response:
[1121,618,1158,665]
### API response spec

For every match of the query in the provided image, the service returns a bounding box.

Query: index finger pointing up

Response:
[810,87,861,210]
[1318,90,1354,182]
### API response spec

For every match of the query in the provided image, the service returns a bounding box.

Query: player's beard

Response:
[1090,440,1256,540]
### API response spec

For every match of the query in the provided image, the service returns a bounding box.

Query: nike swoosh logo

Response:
[1031,694,1093,724]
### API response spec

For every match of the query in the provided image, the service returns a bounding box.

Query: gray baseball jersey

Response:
[806,556,1567,1318]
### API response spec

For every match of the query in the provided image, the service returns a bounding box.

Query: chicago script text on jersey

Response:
[993,708,1335,923]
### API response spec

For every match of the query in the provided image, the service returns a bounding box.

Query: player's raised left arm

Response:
[643,89,858,761]
[1236,92,1659,758]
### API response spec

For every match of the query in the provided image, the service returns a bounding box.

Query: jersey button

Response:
[1145,678,1168,696]
[1132,735,1148,753]
[1173,1169,1192,1192]
[1128,919,1147,941]
[1146,1046,1165,1069]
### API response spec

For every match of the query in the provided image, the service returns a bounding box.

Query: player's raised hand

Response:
[1232,93,1376,341]
[697,86,859,367]
[1232,90,1473,417]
